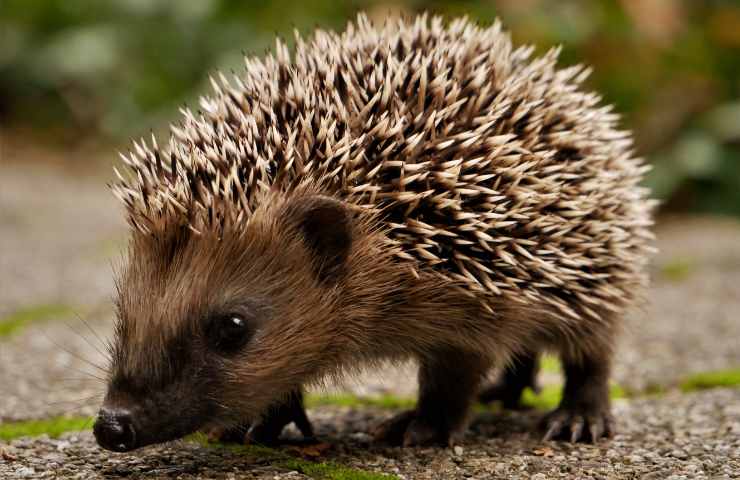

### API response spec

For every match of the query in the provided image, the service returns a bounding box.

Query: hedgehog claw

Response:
[589,423,603,443]
[569,417,584,443]
[542,414,565,442]
[541,407,614,443]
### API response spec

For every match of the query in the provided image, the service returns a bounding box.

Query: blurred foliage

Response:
[1,0,739,215]
[0,303,76,337]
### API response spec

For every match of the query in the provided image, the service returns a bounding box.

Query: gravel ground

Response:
[1,157,122,422]
[1,152,739,478]
[0,160,124,315]
[1,388,738,479]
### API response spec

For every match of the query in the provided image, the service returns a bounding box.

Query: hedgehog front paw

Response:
[207,390,314,446]
[247,389,315,445]
[206,422,295,446]
[207,416,315,446]
[541,405,615,443]
[244,416,303,446]
[372,410,454,447]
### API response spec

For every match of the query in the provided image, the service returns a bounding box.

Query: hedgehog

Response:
[93,13,655,453]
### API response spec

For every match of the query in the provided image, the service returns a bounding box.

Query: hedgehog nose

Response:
[93,407,137,452]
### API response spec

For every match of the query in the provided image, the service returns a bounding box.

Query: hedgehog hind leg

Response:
[478,350,540,409]
[541,349,614,443]
[373,348,489,447]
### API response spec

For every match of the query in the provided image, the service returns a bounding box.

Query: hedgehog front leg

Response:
[541,351,614,443]
[209,389,314,445]
[245,389,314,444]
[373,349,489,446]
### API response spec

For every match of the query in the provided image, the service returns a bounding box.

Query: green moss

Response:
[190,433,396,480]
[660,257,696,281]
[539,355,561,373]
[0,416,92,441]
[610,383,628,399]
[0,304,76,337]
[521,385,562,410]
[306,393,415,410]
[639,383,669,397]
[279,458,395,480]
[188,433,281,458]
[680,369,740,392]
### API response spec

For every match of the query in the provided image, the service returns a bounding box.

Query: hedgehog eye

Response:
[208,314,253,354]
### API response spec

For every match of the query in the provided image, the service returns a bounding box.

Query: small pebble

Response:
[15,467,35,478]
[349,432,371,443]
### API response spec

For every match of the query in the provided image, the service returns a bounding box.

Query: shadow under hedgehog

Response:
[93,13,654,453]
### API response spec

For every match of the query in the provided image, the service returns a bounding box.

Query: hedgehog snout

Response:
[93,407,138,452]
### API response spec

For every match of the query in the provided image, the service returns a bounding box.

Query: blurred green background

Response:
[2,0,739,216]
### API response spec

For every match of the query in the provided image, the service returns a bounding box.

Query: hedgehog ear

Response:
[284,195,353,282]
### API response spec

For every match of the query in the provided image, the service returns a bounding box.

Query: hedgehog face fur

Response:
[95,13,654,451]
[97,192,387,450]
